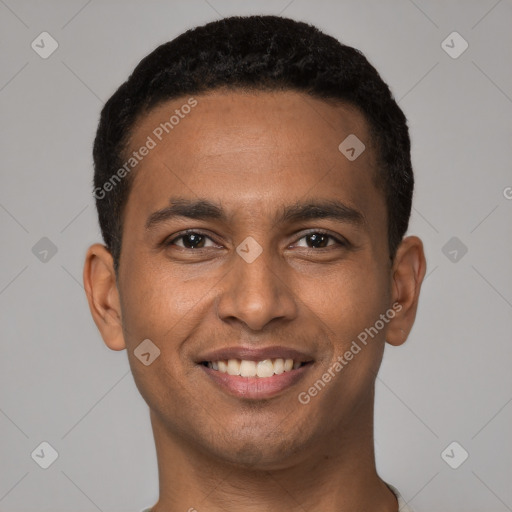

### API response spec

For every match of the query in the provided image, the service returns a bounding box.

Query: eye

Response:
[293,231,347,249]
[164,230,347,251]
[165,231,218,249]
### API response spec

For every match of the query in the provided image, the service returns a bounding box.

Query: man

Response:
[83,15,426,512]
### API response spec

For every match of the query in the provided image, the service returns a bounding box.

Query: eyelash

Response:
[164,229,348,250]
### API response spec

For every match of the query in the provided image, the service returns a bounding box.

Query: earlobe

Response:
[83,243,126,351]
[385,236,426,347]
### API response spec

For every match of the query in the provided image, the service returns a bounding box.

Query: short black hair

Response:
[92,15,413,275]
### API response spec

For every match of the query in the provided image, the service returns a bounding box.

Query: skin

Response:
[83,90,426,512]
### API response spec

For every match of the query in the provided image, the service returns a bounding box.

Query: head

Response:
[84,15,425,469]
[93,15,414,276]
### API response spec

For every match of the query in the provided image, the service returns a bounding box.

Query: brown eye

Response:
[294,231,347,249]
[166,231,217,249]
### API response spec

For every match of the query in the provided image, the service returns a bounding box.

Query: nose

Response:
[215,242,298,331]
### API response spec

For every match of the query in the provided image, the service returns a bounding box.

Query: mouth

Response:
[200,358,311,377]
[195,346,315,400]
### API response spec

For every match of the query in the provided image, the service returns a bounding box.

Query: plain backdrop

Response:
[1,1,511,511]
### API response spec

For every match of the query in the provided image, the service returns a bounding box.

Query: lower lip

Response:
[199,363,313,400]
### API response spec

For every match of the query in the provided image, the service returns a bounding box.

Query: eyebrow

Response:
[145,197,367,231]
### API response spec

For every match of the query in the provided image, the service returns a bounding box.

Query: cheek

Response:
[304,262,389,334]
[118,262,197,348]
[120,265,205,412]
[303,263,391,399]
[305,268,389,411]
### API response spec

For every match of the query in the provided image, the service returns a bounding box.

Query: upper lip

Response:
[195,345,314,363]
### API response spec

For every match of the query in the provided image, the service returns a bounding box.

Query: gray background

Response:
[1,0,511,511]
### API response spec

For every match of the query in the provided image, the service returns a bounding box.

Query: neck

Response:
[148,393,397,512]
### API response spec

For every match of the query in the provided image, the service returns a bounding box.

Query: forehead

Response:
[131,90,371,161]
[122,90,383,231]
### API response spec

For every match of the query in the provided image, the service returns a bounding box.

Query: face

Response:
[85,90,424,470]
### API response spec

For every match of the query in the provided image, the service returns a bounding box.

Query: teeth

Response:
[240,360,257,377]
[227,359,241,376]
[256,359,274,378]
[273,358,285,375]
[206,358,306,378]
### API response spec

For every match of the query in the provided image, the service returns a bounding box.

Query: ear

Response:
[83,243,126,351]
[385,236,426,346]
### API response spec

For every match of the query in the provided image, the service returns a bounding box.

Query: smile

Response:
[201,358,306,378]
[199,359,314,400]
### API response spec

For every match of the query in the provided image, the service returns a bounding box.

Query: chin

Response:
[202,424,314,471]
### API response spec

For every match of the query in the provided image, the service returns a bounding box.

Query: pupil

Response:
[309,233,327,248]
[181,233,328,249]
[184,233,203,249]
